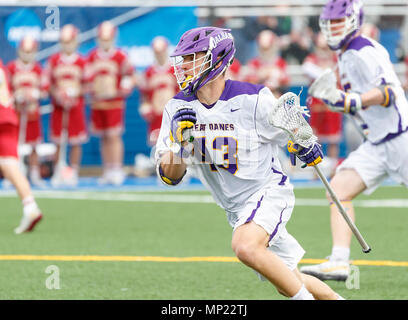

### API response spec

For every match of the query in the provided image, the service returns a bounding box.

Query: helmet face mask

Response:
[319,0,363,50]
[171,27,235,96]
[173,51,213,91]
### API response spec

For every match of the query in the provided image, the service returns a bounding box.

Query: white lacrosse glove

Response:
[323,90,363,115]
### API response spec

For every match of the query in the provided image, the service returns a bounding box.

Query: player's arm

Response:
[323,84,395,115]
[156,107,197,186]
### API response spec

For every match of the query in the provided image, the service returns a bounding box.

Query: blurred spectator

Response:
[242,30,289,97]
[134,36,177,177]
[302,32,341,176]
[229,13,291,65]
[280,11,314,64]
[226,58,242,81]
[42,24,88,187]
[86,21,135,186]
[361,23,380,41]
[7,36,46,187]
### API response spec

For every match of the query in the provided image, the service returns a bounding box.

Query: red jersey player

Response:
[86,21,135,185]
[0,58,43,234]
[302,32,341,176]
[7,36,46,187]
[242,30,290,97]
[139,36,178,147]
[135,36,178,177]
[42,24,88,186]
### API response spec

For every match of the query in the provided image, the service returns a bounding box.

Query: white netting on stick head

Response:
[268,92,317,147]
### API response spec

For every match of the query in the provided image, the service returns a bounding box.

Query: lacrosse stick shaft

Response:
[314,164,371,253]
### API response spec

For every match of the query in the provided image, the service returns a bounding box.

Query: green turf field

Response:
[0,185,407,300]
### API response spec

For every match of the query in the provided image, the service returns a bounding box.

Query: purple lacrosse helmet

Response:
[319,0,364,50]
[170,26,235,96]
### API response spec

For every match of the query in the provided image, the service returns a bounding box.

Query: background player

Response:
[155,26,344,300]
[0,57,43,234]
[86,21,135,185]
[301,0,408,281]
[135,36,178,177]
[7,36,46,187]
[43,24,88,187]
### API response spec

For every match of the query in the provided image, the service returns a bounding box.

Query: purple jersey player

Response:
[155,26,344,300]
[301,0,408,281]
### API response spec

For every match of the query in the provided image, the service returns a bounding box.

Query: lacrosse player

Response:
[155,26,344,300]
[7,36,46,187]
[43,24,88,187]
[86,21,135,186]
[0,58,43,234]
[301,0,408,281]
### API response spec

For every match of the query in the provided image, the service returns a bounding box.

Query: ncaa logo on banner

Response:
[5,7,60,47]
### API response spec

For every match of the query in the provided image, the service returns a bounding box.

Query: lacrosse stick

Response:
[51,108,74,187]
[268,92,371,253]
[308,68,367,141]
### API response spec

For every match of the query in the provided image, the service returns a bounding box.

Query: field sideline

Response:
[0,185,407,299]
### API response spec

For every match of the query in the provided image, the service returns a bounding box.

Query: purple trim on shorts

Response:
[268,204,287,242]
[245,195,264,223]
[271,167,288,186]
[372,126,408,145]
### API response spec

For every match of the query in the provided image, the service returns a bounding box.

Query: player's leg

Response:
[103,109,125,185]
[232,221,310,299]
[0,124,42,233]
[293,269,344,300]
[66,106,87,185]
[107,132,125,185]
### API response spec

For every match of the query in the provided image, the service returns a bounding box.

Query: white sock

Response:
[290,284,315,300]
[330,246,350,262]
[337,293,346,300]
[22,196,39,217]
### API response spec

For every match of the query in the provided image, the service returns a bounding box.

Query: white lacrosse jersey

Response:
[338,35,408,144]
[155,80,290,212]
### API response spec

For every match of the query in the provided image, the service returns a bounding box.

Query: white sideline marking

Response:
[0,190,407,208]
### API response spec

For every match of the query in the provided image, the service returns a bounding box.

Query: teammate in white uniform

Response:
[301,0,408,281]
[155,26,344,300]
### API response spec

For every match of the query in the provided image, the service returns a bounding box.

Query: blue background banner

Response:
[0,6,197,165]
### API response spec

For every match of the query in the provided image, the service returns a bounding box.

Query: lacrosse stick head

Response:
[308,68,342,104]
[268,92,317,148]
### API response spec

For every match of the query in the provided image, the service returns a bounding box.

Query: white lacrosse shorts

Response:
[227,182,305,277]
[337,131,408,195]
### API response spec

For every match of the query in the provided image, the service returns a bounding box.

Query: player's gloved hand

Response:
[323,90,362,115]
[287,140,323,168]
[170,107,197,144]
[379,84,395,108]
[169,107,197,158]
